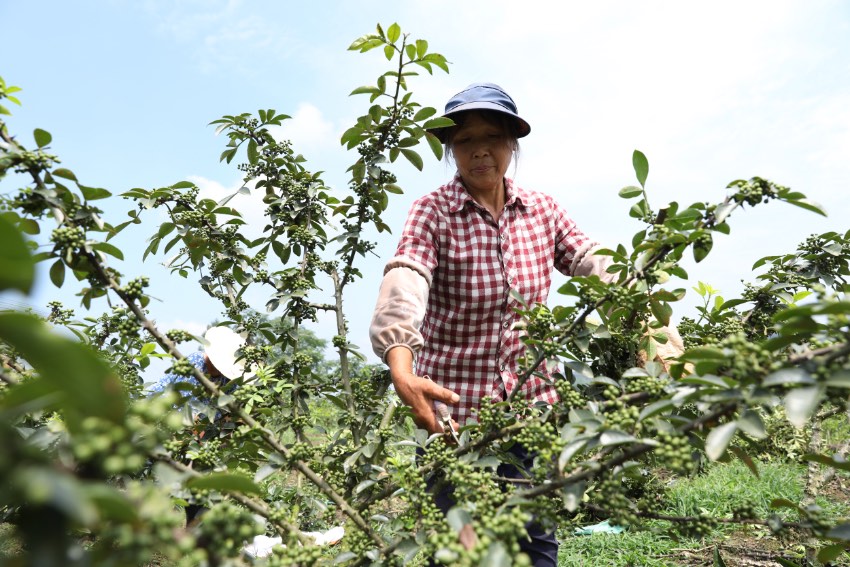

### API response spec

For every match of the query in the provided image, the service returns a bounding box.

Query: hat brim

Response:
[204,326,252,379]
[426,101,531,143]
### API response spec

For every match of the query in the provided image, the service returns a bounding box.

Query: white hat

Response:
[203,326,251,379]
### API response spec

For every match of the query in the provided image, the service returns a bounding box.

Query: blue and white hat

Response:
[427,82,531,143]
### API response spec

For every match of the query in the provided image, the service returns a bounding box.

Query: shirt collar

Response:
[444,174,538,213]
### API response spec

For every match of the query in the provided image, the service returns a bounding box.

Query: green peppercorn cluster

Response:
[51,225,86,249]
[120,276,149,299]
[168,357,197,377]
[604,403,641,433]
[166,329,194,343]
[728,177,781,207]
[653,430,693,474]
[515,422,563,481]
[594,476,639,527]
[108,307,141,340]
[555,380,585,409]
[718,332,775,382]
[673,512,716,539]
[623,373,666,397]
[475,398,511,432]
[97,481,190,565]
[46,300,74,325]
[196,501,263,559]
[186,437,222,467]
[731,502,757,521]
[264,540,326,566]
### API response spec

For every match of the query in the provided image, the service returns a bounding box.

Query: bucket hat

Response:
[204,326,252,379]
[427,82,531,143]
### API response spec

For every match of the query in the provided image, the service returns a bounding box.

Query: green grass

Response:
[557,461,850,566]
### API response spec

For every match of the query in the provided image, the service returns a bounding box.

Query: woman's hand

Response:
[386,347,460,436]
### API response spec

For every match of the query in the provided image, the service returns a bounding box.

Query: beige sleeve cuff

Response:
[569,241,616,284]
[369,257,431,363]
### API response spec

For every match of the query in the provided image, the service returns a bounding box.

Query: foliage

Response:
[2,22,850,567]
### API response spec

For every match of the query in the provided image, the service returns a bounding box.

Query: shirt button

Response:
[503,320,510,328]
[500,363,506,371]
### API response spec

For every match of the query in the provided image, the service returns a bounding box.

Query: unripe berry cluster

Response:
[197,501,263,558]
[166,329,194,343]
[110,307,142,340]
[51,225,85,249]
[653,430,693,474]
[46,300,74,325]
[120,276,149,299]
[624,374,666,397]
[673,512,716,539]
[728,177,781,207]
[168,357,196,377]
[595,476,639,527]
[555,381,585,409]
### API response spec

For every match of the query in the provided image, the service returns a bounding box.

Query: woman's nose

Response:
[471,140,489,157]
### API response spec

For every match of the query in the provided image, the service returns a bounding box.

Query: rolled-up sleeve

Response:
[369,257,431,362]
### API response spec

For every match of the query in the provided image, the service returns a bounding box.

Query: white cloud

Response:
[269,103,337,154]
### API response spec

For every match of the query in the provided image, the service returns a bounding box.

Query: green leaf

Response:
[729,446,760,478]
[705,421,737,461]
[422,116,455,130]
[52,168,78,181]
[91,242,125,261]
[818,544,848,563]
[826,523,850,542]
[619,186,643,199]
[33,128,52,148]
[425,131,444,160]
[400,149,423,171]
[481,541,511,567]
[416,39,428,58]
[632,150,649,188]
[649,299,672,326]
[713,546,728,567]
[0,214,35,293]
[826,370,850,389]
[80,185,112,201]
[762,368,815,387]
[737,410,767,440]
[247,139,259,164]
[387,23,401,43]
[0,313,127,431]
[384,44,395,61]
[785,385,824,429]
[83,484,137,522]
[693,233,713,263]
[187,472,264,496]
[413,107,437,122]
[49,259,66,288]
[786,198,827,217]
[349,85,380,96]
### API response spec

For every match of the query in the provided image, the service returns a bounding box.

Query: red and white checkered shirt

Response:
[393,175,592,425]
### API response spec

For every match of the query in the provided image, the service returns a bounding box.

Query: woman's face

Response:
[449,112,514,195]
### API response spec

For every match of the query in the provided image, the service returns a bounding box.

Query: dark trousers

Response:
[425,444,559,567]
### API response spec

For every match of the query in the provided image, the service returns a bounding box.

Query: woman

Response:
[370,83,614,434]
[369,82,621,565]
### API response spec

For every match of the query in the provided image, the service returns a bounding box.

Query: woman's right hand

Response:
[385,347,460,436]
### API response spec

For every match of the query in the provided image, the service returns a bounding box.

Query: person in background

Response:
[151,325,251,524]
[370,82,683,566]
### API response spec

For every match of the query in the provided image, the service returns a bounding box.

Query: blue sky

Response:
[2,1,850,372]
